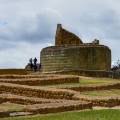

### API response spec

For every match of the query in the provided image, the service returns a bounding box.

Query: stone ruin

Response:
[55,24,83,46]
[40,24,111,73]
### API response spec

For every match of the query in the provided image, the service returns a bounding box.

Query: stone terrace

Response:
[0,74,120,118]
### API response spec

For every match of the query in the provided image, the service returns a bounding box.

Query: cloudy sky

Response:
[0,0,120,68]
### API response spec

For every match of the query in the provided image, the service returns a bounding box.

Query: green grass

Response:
[2,109,120,120]
[79,78,119,85]
[45,78,120,89]
[80,89,120,96]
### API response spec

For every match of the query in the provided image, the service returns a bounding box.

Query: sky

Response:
[0,0,120,68]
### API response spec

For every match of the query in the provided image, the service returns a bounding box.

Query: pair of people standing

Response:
[29,57,37,72]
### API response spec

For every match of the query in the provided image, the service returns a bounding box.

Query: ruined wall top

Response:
[55,24,83,46]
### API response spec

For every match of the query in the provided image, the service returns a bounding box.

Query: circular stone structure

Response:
[40,45,111,72]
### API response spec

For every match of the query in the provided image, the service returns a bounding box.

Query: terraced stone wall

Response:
[68,83,120,92]
[0,75,79,86]
[40,45,111,72]
[0,83,74,99]
[0,69,27,75]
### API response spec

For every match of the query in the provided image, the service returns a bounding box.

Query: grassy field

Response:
[80,89,120,96]
[79,78,120,85]
[2,109,120,120]
[45,78,120,88]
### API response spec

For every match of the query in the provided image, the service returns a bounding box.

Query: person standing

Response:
[33,57,37,72]
[29,58,33,70]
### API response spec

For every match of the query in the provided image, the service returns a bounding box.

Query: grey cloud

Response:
[0,40,17,50]
[0,9,61,44]
[67,8,120,42]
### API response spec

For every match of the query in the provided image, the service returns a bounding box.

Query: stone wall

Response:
[0,76,79,86]
[25,102,92,114]
[40,45,111,72]
[44,69,112,78]
[0,83,74,99]
[68,83,120,92]
[0,69,27,75]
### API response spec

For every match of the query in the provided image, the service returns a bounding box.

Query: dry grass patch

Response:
[0,102,25,112]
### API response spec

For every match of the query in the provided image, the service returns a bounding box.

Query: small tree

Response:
[111,59,120,71]
[116,59,120,68]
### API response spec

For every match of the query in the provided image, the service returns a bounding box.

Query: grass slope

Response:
[45,78,120,88]
[2,109,120,120]
[81,89,120,96]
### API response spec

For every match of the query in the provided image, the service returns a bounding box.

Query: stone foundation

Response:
[41,45,111,72]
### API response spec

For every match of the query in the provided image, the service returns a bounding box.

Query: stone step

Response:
[0,74,59,79]
[0,83,75,99]
[24,101,92,114]
[0,76,79,86]
[67,83,120,92]
[74,94,120,107]
[0,93,74,105]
